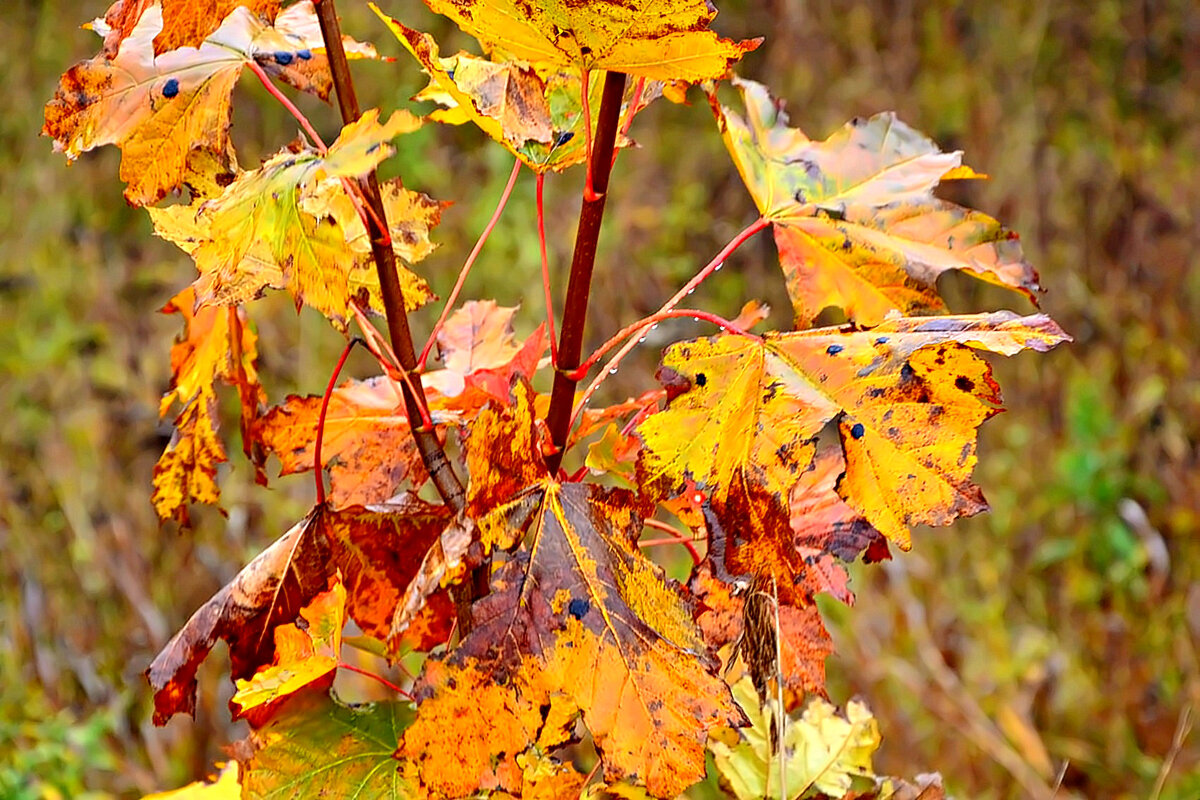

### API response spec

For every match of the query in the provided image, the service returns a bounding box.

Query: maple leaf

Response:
[148,500,453,723]
[152,287,264,526]
[418,0,760,82]
[239,695,418,799]
[376,10,661,172]
[398,382,744,798]
[44,1,377,206]
[638,312,1070,552]
[254,377,434,509]
[149,110,435,329]
[96,0,279,55]
[147,508,331,724]
[714,78,1043,326]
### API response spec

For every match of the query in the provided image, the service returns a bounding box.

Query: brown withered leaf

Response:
[148,500,456,724]
[398,382,743,798]
[147,507,330,724]
[790,444,890,565]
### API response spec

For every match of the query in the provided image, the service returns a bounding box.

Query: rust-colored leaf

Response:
[147,507,331,724]
[714,78,1043,326]
[418,0,760,82]
[148,500,455,723]
[152,287,263,525]
[97,0,280,55]
[254,377,432,509]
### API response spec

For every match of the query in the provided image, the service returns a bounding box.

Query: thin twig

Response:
[1150,705,1193,800]
[338,661,413,701]
[566,217,769,433]
[247,60,326,152]
[417,157,522,369]
[314,337,362,505]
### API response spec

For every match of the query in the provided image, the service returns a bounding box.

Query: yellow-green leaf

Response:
[714,78,1042,326]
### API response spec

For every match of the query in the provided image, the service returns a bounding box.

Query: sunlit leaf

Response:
[639,312,1069,551]
[710,677,880,800]
[417,0,759,82]
[141,762,240,799]
[714,78,1042,326]
[149,109,434,328]
[398,382,744,798]
[232,581,346,713]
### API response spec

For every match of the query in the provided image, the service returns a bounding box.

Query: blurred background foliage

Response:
[1,0,1197,797]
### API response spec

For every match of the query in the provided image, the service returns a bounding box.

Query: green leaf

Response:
[241,696,417,799]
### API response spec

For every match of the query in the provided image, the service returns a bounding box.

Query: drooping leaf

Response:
[240,695,418,799]
[232,580,346,713]
[148,500,453,723]
[147,508,331,724]
[152,287,264,525]
[254,377,433,509]
[398,382,744,798]
[44,2,376,206]
[418,0,760,82]
[375,10,661,172]
[140,762,240,800]
[714,77,1043,326]
[149,109,434,329]
[638,312,1070,551]
[710,677,880,800]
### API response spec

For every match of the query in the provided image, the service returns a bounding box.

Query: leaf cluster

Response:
[43,0,1067,797]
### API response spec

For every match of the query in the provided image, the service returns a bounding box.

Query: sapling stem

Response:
[314,0,465,511]
[543,70,628,474]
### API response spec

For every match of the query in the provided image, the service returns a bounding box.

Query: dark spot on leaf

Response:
[955,375,975,392]
[867,387,885,398]
[554,130,575,147]
[887,426,900,437]
[850,423,865,440]
[568,598,589,620]
[900,362,915,382]
[274,51,293,65]
[580,45,592,55]
[297,49,312,60]
[826,344,844,355]
[882,409,894,423]
[162,78,180,98]
[695,372,707,387]
[875,336,889,345]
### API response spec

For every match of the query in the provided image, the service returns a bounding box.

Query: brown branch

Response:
[544,70,628,474]
[313,0,465,512]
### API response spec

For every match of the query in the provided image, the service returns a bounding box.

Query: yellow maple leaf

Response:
[420,0,759,82]
[714,78,1043,326]
[638,312,1070,549]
